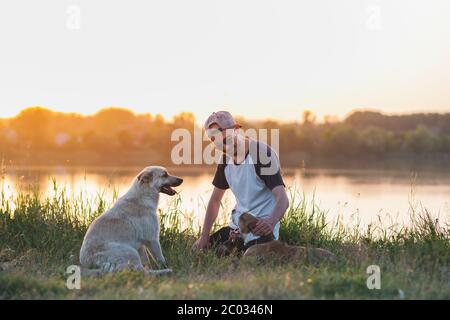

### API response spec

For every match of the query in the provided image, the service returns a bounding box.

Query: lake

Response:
[1,166,449,230]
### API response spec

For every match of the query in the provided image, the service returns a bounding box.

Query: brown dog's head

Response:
[238,212,259,234]
[136,166,183,196]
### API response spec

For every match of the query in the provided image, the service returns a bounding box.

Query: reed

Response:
[0,182,449,299]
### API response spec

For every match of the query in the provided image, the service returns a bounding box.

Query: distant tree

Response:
[93,108,136,134]
[323,115,339,125]
[359,126,388,155]
[117,130,134,149]
[302,110,316,125]
[345,110,450,134]
[297,124,319,153]
[11,107,53,150]
[404,125,438,153]
[1,107,449,165]
[436,135,450,152]
[345,111,386,128]
[172,112,196,129]
[0,120,5,143]
[321,124,360,156]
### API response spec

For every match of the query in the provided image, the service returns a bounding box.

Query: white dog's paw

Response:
[101,262,116,273]
[157,259,167,267]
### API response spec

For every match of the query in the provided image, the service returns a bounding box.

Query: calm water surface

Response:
[2,166,449,229]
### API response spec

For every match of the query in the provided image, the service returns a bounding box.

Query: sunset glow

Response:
[0,0,449,121]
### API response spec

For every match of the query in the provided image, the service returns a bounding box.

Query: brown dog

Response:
[239,213,337,264]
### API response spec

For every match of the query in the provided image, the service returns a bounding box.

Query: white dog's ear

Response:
[137,171,153,185]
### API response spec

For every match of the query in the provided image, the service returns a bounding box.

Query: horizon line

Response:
[1,105,450,124]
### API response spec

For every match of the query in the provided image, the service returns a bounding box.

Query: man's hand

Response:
[192,236,210,251]
[253,217,277,236]
[252,186,289,237]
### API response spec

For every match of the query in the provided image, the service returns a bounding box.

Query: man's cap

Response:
[204,111,240,131]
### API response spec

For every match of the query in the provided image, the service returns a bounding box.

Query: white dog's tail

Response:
[80,266,173,276]
[146,268,173,276]
[80,267,104,277]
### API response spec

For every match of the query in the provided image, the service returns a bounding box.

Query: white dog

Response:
[79,166,183,276]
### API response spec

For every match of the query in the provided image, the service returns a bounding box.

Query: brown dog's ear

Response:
[239,217,250,234]
[137,171,152,185]
[239,213,258,233]
[246,215,258,230]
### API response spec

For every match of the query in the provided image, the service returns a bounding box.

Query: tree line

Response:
[1,107,449,167]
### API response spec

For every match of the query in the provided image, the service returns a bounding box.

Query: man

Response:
[193,111,289,253]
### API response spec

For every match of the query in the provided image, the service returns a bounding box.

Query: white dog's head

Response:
[136,166,183,196]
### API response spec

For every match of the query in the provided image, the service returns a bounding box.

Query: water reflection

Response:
[1,166,449,229]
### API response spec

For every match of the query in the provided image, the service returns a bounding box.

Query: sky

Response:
[0,0,449,122]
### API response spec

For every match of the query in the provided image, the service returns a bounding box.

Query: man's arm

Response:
[253,185,289,236]
[193,187,226,250]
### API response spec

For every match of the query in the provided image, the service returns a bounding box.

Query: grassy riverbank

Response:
[0,185,449,299]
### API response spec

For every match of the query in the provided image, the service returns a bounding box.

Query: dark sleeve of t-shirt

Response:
[212,163,229,190]
[254,142,286,190]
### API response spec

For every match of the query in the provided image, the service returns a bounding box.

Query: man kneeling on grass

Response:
[193,111,289,254]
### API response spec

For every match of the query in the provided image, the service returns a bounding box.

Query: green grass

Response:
[0,182,449,299]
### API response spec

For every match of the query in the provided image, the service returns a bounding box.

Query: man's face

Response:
[206,123,239,156]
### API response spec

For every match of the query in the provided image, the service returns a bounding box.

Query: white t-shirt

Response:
[212,139,285,244]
